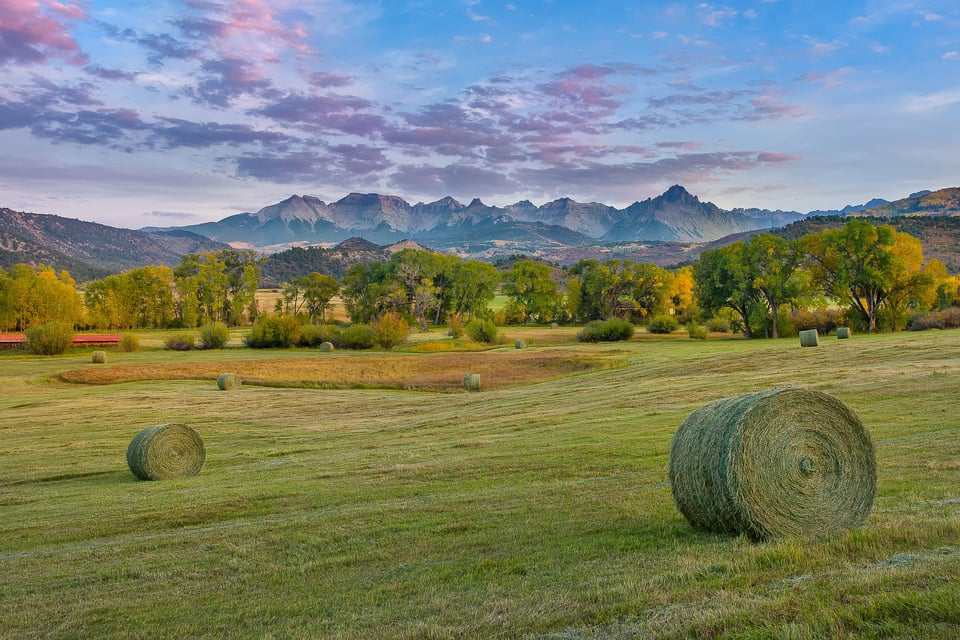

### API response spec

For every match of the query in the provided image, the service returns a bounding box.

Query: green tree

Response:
[298,273,339,324]
[801,220,929,332]
[694,243,759,339]
[746,234,803,339]
[502,259,560,324]
[450,259,499,320]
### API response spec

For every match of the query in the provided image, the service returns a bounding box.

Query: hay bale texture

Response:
[668,387,876,540]
[837,327,851,339]
[463,373,481,391]
[319,341,335,352]
[799,329,819,347]
[217,373,242,390]
[515,339,528,349]
[91,350,107,363]
[126,423,205,481]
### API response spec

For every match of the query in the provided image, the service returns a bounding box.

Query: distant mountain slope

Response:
[0,208,231,280]
[259,237,433,287]
[850,187,960,218]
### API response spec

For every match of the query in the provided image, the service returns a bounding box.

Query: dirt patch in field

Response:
[55,349,622,391]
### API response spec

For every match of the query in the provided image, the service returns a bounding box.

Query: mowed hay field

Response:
[1,330,960,638]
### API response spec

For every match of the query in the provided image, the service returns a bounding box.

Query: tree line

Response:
[1,219,958,336]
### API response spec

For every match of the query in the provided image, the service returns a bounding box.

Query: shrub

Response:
[197,322,229,350]
[244,315,301,348]
[164,332,197,351]
[647,315,680,334]
[447,315,465,338]
[119,334,140,352]
[788,308,845,336]
[466,317,499,344]
[687,322,708,340]
[374,312,409,349]
[577,318,635,343]
[341,323,374,350]
[705,317,730,333]
[25,322,74,355]
[908,307,960,332]
[298,323,344,348]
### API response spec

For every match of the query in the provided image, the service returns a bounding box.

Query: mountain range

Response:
[178,185,812,252]
[4,186,960,281]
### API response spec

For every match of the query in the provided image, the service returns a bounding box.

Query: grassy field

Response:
[1,328,959,638]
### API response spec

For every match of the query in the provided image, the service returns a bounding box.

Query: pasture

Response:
[1,328,959,638]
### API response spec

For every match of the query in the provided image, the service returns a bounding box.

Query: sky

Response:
[1,0,959,229]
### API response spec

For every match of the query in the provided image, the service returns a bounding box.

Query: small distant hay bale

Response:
[91,350,107,364]
[551,323,559,329]
[668,387,876,540]
[463,373,481,391]
[126,423,205,481]
[217,373,242,390]
[799,329,819,347]
[837,327,851,339]
[515,339,528,349]
[319,341,335,352]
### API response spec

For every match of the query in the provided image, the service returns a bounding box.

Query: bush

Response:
[164,332,196,351]
[119,334,140,352]
[466,317,499,344]
[244,315,301,348]
[24,322,74,355]
[374,312,409,349]
[647,315,680,334]
[577,318,635,343]
[298,323,344,348]
[788,308,845,336]
[705,317,730,333]
[908,307,960,332]
[687,322,708,340]
[447,315,465,338]
[341,323,374,350]
[197,322,229,350]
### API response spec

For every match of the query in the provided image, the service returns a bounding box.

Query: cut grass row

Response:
[0,330,959,638]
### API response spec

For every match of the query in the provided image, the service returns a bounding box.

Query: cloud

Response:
[903,90,960,113]
[152,118,294,149]
[389,163,521,197]
[145,211,204,221]
[943,51,958,60]
[235,151,330,182]
[795,67,855,88]
[0,0,88,66]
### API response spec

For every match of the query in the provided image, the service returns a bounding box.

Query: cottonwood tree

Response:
[0,264,83,331]
[801,220,930,332]
[502,259,561,323]
[694,242,760,338]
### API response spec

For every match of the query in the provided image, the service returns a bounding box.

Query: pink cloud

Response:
[0,0,88,66]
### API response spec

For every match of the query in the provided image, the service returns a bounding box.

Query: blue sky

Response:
[1,0,958,228]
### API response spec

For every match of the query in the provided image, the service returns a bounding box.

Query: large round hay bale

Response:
[515,339,528,349]
[319,341,335,352]
[668,387,876,540]
[91,350,107,364]
[217,373,242,390]
[799,329,819,347]
[837,327,851,339]
[463,373,481,391]
[126,423,205,481]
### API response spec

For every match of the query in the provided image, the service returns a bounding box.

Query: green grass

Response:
[1,331,959,638]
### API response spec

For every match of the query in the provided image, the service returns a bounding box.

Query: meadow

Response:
[1,327,959,638]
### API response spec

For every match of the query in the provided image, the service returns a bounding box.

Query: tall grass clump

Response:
[340,323,374,350]
[687,322,708,340]
[164,332,196,351]
[373,312,409,349]
[647,315,680,334]
[244,314,301,348]
[119,334,140,352]
[197,322,229,350]
[466,317,499,344]
[447,315,465,338]
[577,318,635,342]
[24,322,74,355]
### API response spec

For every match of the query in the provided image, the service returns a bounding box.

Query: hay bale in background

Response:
[91,350,107,364]
[463,373,481,391]
[126,423,205,481]
[837,327,851,339]
[799,329,819,347]
[668,387,876,540]
[319,341,335,352]
[515,339,528,349]
[217,373,242,390]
